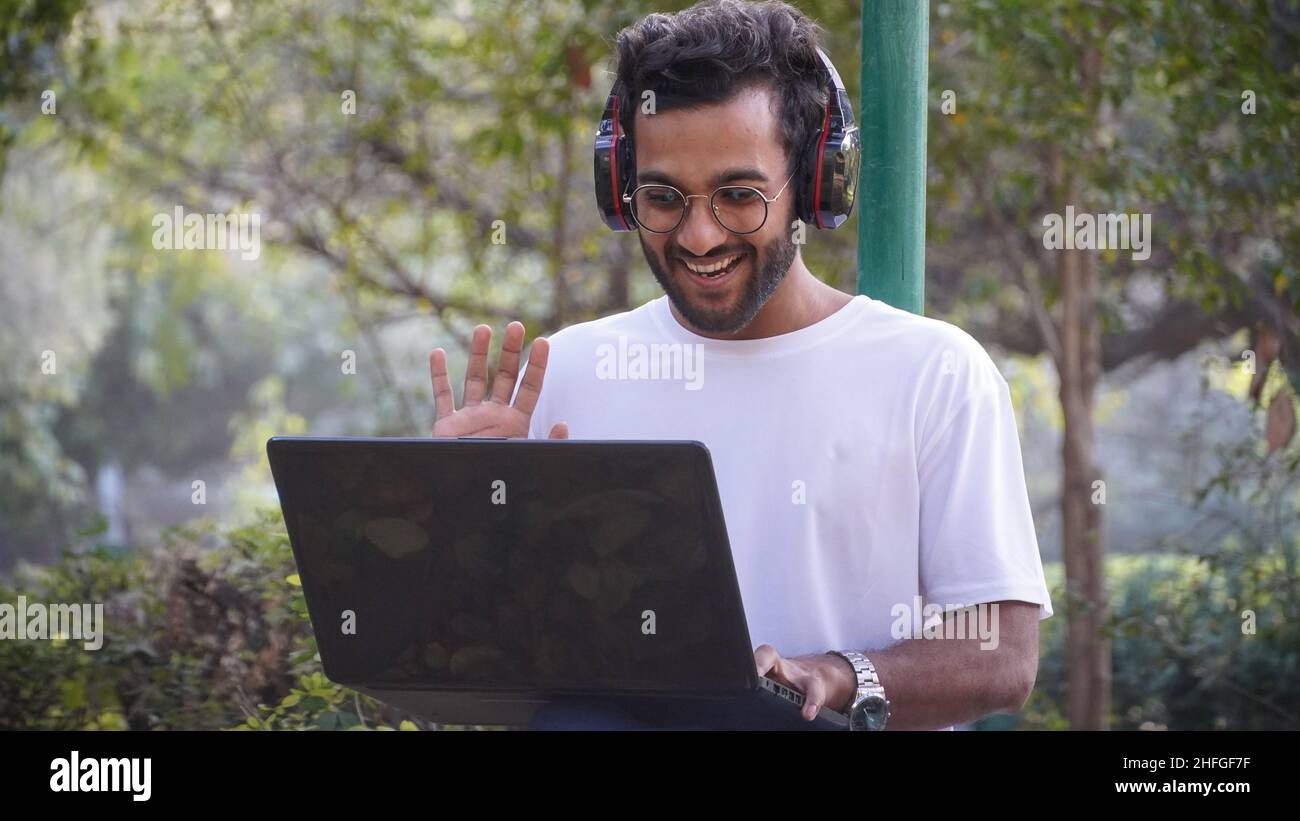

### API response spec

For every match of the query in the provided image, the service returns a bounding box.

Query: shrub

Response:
[0,510,441,730]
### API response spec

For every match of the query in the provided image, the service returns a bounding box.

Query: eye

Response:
[718,187,761,204]
[643,188,680,206]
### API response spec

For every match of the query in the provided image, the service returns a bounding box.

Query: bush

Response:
[0,510,441,730]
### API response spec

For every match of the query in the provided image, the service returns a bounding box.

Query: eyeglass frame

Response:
[621,173,797,236]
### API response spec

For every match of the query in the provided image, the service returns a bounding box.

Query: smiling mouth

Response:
[677,253,744,279]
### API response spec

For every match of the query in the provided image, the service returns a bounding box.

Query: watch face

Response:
[850,694,889,731]
[863,695,889,731]
[849,708,869,731]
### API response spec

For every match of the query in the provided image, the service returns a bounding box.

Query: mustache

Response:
[665,246,751,261]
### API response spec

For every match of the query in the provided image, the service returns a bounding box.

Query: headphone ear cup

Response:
[594,81,639,231]
[803,49,860,230]
[798,129,822,227]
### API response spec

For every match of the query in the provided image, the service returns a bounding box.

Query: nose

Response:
[673,196,731,257]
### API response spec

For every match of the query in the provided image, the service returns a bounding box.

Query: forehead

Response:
[632,84,786,187]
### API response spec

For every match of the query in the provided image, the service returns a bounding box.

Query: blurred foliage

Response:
[0,509,478,730]
[0,0,87,179]
[985,389,1300,730]
[928,0,1300,387]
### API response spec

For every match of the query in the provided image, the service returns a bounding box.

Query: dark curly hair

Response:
[613,0,827,182]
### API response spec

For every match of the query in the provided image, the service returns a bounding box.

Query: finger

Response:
[753,644,781,678]
[489,321,525,404]
[511,337,550,415]
[429,348,456,425]
[463,325,492,405]
[800,671,828,721]
[548,421,569,440]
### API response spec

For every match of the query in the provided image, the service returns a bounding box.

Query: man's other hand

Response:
[754,644,856,722]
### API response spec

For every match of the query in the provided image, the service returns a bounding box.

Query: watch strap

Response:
[827,650,890,729]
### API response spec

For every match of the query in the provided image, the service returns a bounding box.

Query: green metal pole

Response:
[857,0,928,315]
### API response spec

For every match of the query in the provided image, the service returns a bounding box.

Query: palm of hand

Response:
[428,321,568,440]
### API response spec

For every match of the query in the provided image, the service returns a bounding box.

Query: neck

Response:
[671,254,853,340]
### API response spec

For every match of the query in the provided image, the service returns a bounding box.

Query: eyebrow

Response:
[637,167,771,188]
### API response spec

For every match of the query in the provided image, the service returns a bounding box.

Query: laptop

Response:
[266,436,848,730]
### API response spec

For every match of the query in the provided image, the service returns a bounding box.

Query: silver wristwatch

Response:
[827,650,891,731]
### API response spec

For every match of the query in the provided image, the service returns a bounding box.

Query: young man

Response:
[428,0,1052,730]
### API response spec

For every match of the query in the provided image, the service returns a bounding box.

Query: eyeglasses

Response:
[622,173,796,235]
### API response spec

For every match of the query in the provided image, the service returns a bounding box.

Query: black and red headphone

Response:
[594,47,860,232]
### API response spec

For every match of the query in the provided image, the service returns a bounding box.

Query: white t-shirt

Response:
[523,294,1052,659]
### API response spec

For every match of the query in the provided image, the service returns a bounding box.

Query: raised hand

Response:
[429,321,568,440]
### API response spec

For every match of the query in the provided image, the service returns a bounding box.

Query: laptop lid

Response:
[267,437,761,701]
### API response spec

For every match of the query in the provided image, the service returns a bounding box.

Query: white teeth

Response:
[683,255,740,275]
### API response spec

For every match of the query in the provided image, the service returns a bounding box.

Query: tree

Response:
[927,0,1299,727]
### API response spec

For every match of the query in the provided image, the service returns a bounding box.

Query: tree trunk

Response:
[1058,217,1110,730]
[606,240,633,313]
[548,117,575,329]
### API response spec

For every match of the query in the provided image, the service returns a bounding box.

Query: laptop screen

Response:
[269,438,754,694]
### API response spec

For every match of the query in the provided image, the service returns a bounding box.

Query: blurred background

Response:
[0,0,1297,730]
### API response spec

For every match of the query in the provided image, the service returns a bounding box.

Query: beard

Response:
[640,229,798,335]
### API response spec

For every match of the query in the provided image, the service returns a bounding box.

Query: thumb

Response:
[801,673,827,721]
[547,421,569,440]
